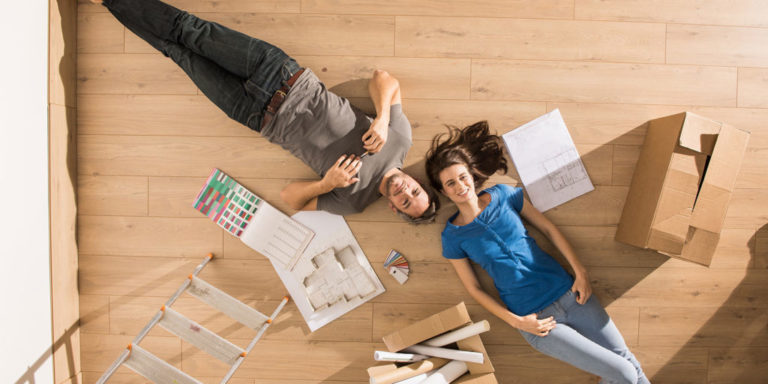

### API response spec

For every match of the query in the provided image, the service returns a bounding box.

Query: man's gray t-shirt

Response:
[260,69,412,215]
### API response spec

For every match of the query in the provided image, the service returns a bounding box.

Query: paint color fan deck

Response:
[194,168,314,270]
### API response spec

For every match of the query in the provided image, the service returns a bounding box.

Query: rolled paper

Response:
[422,320,490,347]
[374,350,429,362]
[370,357,448,384]
[403,345,483,365]
[392,369,436,384]
[421,360,469,384]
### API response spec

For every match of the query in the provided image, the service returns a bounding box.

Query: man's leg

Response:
[162,42,266,130]
[101,0,298,83]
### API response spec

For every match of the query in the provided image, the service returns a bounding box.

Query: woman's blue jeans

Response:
[102,0,301,131]
[520,290,650,384]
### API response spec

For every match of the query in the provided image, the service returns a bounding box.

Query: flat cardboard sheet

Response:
[502,109,594,212]
[272,211,385,331]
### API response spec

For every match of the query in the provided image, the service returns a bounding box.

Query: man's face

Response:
[384,172,430,218]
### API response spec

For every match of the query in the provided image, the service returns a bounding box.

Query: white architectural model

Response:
[302,246,377,311]
[271,211,386,331]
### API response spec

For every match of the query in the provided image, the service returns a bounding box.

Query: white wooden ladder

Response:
[95,253,289,384]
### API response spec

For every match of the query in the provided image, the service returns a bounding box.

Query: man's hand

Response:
[362,117,388,154]
[322,155,362,189]
[515,314,556,337]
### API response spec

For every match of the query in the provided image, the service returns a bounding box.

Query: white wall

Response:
[0,2,54,383]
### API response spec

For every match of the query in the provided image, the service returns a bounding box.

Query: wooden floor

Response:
[76,1,768,383]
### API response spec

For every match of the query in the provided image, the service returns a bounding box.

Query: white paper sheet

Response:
[502,109,594,212]
[272,210,385,331]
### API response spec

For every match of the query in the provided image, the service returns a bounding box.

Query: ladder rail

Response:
[220,296,290,384]
[96,254,285,384]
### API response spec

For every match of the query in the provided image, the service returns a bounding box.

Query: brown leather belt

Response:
[261,68,305,129]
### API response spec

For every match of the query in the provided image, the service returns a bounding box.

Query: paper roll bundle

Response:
[369,357,448,384]
[403,345,484,364]
[421,360,469,384]
[422,320,490,347]
[392,369,436,384]
[374,351,429,362]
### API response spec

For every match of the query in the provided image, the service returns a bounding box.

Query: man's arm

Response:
[280,154,362,210]
[362,69,401,154]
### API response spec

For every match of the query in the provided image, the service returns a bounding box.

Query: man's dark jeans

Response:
[102,0,301,131]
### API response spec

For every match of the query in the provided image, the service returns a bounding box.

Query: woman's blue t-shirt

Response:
[441,184,573,316]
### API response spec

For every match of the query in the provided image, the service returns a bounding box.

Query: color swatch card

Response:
[384,250,409,285]
[193,168,314,270]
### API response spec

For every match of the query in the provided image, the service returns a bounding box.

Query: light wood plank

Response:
[639,306,768,347]
[79,295,110,334]
[737,147,768,189]
[77,94,248,136]
[77,12,124,53]
[294,56,471,100]
[302,0,574,19]
[80,256,286,300]
[404,99,547,141]
[471,60,737,107]
[757,225,768,269]
[575,0,768,28]
[78,53,197,95]
[80,333,181,372]
[708,347,768,384]
[667,24,768,67]
[612,144,640,186]
[543,186,628,226]
[592,265,768,308]
[78,175,148,216]
[78,216,221,257]
[725,189,768,229]
[550,103,679,146]
[485,344,597,383]
[738,67,768,108]
[396,17,665,63]
[632,346,708,384]
[149,177,296,218]
[125,14,395,57]
[82,372,254,384]
[78,135,315,178]
[77,0,300,13]
[181,339,376,381]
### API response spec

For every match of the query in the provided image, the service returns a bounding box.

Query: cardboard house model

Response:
[615,112,750,265]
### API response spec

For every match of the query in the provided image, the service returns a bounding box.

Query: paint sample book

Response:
[193,168,314,270]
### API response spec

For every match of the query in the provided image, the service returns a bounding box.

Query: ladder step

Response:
[186,277,269,330]
[159,307,245,365]
[123,343,203,384]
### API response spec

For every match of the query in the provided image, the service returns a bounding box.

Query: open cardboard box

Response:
[615,112,750,265]
[369,302,497,383]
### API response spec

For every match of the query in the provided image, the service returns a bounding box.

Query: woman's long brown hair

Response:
[425,121,508,192]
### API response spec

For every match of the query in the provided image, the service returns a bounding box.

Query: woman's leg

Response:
[520,291,646,384]
[562,293,650,384]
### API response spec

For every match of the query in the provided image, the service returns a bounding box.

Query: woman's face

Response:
[439,163,475,204]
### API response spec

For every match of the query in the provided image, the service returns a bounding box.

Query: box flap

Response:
[454,373,499,384]
[689,125,750,233]
[367,363,397,378]
[615,113,685,247]
[456,334,495,374]
[678,112,722,155]
[383,302,472,352]
[679,227,721,266]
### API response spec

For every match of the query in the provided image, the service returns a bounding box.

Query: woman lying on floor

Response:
[425,121,650,384]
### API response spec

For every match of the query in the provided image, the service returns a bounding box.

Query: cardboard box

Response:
[375,302,497,383]
[615,112,750,265]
